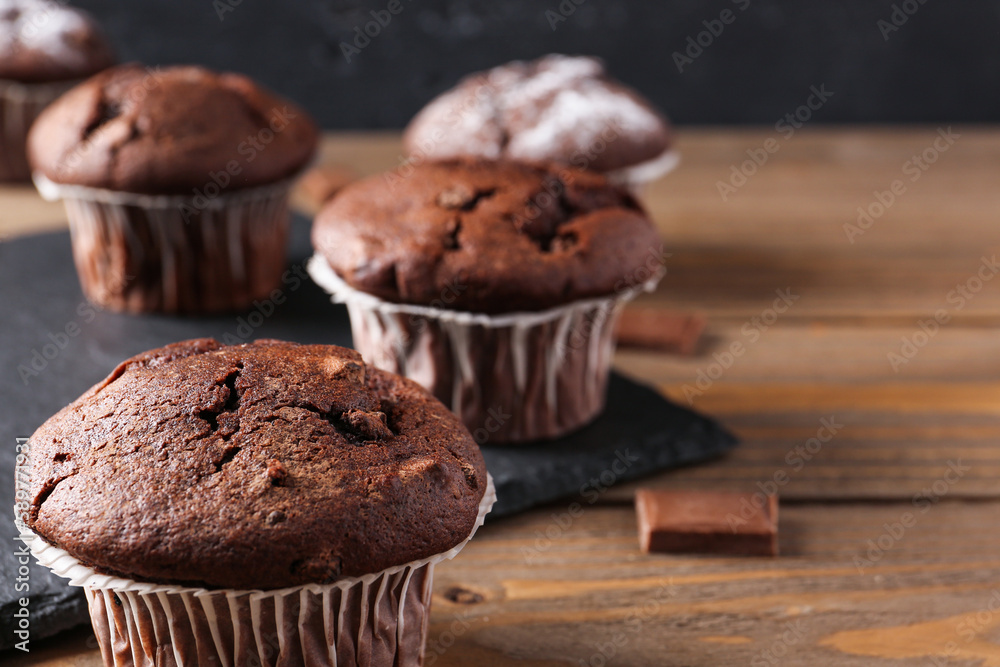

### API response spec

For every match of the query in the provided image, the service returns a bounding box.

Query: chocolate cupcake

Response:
[403,54,677,189]
[310,159,665,443]
[0,0,114,181]
[21,338,493,666]
[28,63,319,314]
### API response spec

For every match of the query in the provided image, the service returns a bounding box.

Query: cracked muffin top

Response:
[0,0,115,83]
[25,338,488,590]
[403,54,671,173]
[27,63,318,194]
[312,159,662,313]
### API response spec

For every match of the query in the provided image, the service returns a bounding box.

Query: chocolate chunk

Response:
[615,309,706,355]
[341,408,393,441]
[635,489,778,556]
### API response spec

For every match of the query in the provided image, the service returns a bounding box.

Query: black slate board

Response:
[0,217,737,648]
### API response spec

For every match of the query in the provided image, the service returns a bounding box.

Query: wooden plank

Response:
[641,250,1000,321]
[429,503,1000,667]
[615,328,1000,383]
[12,502,1000,666]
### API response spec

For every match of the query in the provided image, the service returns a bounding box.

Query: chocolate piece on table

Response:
[635,489,778,556]
[615,308,706,355]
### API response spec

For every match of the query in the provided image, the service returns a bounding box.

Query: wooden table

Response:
[6,128,1000,666]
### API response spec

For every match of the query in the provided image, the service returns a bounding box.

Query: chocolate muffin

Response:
[27,64,319,314]
[0,0,115,181]
[29,64,317,194]
[403,54,676,187]
[24,339,492,666]
[27,338,487,588]
[314,159,658,313]
[310,159,666,443]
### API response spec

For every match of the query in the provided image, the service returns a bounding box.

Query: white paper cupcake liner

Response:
[606,148,681,191]
[0,78,77,181]
[308,255,663,443]
[34,174,297,314]
[26,474,495,667]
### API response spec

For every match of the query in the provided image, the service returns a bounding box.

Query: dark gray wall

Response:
[74,0,1000,128]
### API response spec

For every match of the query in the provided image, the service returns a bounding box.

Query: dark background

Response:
[63,1,1000,127]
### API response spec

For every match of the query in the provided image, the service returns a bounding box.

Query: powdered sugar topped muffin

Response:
[0,0,114,181]
[403,54,675,185]
[0,0,114,83]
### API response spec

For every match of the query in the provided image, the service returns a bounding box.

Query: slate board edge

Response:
[484,408,738,519]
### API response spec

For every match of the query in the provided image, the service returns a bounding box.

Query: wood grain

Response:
[3,127,999,665]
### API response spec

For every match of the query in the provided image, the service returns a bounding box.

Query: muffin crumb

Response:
[266,459,288,486]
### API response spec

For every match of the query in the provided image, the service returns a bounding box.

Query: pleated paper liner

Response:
[33,173,299,315]
[308,255,663,444]
[0,78,77,182]
[26,474,495,667]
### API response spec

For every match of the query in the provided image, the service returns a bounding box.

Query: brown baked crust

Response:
[0,1,115,83]
[27,64,319,193]
[312,159,662,313]
[403,54,671,173]
[26,339,487,590]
